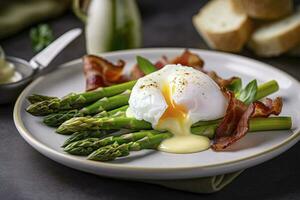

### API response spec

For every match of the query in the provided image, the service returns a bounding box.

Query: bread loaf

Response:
[193,0,252,52]
[248,8,300,57]
[238,0,293,20]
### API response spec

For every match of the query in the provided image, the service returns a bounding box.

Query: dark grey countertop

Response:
[1,1,300,199]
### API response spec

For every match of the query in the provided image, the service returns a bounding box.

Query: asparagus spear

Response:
[86,117,292,161]
[62,130,116,148]
[192,117,292,136]
[58,111,291,135]
[63,125,216,155]
[43,109,83,127]
[57,115,220,135]
[27,94,58,104]
[88,133,172,161]
[26,79,278,116]
[57,116,152,135]
[26,80,136,116]
[64,130,162,155]
[63,122,217,150]
[63,116,291,157]
[94,105,128,118]
[255,80,279,100]
[26,98,62,116]
[43,91,130,127]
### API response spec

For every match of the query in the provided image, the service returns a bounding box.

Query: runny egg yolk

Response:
[157,84,191,135]
[156,83,210,154]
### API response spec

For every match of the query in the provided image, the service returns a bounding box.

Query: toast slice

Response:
[193,0,252,52]
[238,0,293,20]
[248,8,300,57]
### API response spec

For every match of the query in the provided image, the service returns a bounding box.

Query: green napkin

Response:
[144,170,244,193]
[0,0,70,39]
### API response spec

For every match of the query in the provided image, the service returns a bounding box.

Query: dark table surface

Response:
[1,1,300,199]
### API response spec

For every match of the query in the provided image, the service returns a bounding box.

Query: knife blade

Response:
[29,28,82,69]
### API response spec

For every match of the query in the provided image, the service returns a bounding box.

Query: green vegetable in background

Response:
[30,24,54,53]
[85,0,141,54]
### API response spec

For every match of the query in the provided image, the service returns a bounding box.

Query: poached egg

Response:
[127,64,228,153]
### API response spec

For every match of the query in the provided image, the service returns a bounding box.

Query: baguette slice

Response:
[238,0,293,20]
[193,0,252,52]
[248,8,300,57]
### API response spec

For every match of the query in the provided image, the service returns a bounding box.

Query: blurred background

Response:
[1,0,299,77]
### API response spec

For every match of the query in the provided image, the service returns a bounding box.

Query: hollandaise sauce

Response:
[0,47,22,84]
[156,84,210,154]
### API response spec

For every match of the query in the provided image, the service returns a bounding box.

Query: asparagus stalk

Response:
[62,130,116,148]
[26,98,62,116]
[80,90,130,115]
[27,94,58,104]
[88,133,173,161]
[192,117,291,137]
[26,79,278,116]
[94,105,128,118]
[192,119,221,128]
[64,125,216,155]
[43,91,130,127]
[248,117,292,132]
[87,117,292,161]
[26,80,136,116]
[57,115,219,135]
[62,123,212,149]
[57,116,152,135]
[43,109,83,127]
[56,113,291,135]
[64,130,162,155]
[255,80,279,100]
[63,117,291,157]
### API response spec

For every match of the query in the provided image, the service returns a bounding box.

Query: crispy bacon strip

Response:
[170,49,204,70]
[83,55,129,91]
[154,55,169,69]
[212,92,283,151]
[252,97,282,117]
[206,71,239,88]
[84,50,238,91]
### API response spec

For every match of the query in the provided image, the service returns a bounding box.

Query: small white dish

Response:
[13,48,300,180]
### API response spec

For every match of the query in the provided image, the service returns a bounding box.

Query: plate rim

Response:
[13,48,300,178]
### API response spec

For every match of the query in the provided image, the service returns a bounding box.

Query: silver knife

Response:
[29,28,82,69]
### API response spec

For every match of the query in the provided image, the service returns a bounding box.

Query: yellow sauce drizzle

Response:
[156,84,210,154]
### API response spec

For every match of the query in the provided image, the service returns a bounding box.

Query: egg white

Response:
[127,64,228,127]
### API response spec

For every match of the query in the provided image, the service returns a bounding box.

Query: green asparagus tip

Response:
[27,94,57,104]
[87,142,130,161]
[26,98,61,116]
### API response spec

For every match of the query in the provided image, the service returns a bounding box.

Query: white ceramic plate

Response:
[14,48,300,180]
